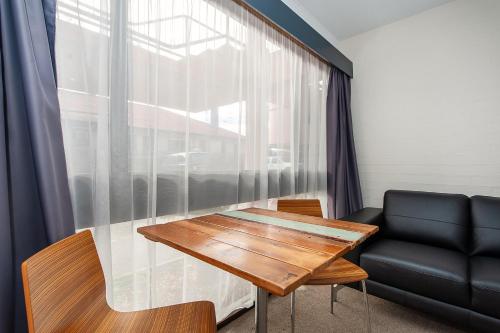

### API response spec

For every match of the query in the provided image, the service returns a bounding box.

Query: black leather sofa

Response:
[343,190,500,332]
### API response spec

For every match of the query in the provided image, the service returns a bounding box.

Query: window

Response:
[56,0,329,318]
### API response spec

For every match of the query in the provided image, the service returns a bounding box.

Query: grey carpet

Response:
[219,285,468,333]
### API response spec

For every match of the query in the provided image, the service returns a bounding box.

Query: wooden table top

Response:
[137,207,378,296]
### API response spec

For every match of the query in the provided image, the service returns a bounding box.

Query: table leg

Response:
[255,287,268,333]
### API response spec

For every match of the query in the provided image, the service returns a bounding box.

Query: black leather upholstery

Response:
[383,190,469,252]
[341,190,500,332]
[361,239,469,307]
[365,280,470,329]
[471,195,500,256]
[470,309,500,333]
[471,256,500,319]
[341,207,384,226]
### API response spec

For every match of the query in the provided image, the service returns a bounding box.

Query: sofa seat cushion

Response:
[471,256,500,319]
[361,239,469,307]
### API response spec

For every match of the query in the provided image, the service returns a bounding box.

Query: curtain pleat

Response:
[327,66,363,219]
[0,0,75,331]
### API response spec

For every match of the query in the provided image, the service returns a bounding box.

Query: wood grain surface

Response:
[276,199,369,286]
[176,219,334,272]
[138,208,377,296]
[277,199,324,217]
[139,222,312,296]
[194,214,350,255]
[244,207,378,247]
[306,258,368,285]
[22,230,216,333]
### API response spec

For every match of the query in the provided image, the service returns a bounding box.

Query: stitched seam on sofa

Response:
[385,214,466,226]
[472,285,500,294]
[474,225,500,231]
[369,258,466,284]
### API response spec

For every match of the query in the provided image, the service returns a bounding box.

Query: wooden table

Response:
[138,207,378,333]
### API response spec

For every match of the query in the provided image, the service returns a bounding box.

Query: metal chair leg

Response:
[330,284,335,314]
[291,291,296,333]
[361,280,371,333]
[331,284,343,314]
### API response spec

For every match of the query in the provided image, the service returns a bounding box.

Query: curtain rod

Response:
[234,0,353,77]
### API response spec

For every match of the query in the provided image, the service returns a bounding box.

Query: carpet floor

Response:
[219,285,468,333]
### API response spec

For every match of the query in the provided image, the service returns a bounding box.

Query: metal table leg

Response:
[291,291,296,333]
[255,287,268,333]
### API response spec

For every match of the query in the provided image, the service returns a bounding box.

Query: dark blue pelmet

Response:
[243,0,353,77]
[0,0,75,332]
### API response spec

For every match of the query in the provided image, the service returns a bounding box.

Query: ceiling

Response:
[284,0,454,41]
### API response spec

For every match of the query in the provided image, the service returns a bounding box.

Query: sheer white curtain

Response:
[56,0,329,320]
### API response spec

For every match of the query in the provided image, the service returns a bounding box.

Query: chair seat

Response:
[306,258,368,285]
[80,301,217,333]
[361,239,469,307]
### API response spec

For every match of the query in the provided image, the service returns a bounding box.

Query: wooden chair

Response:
[277,199,371,333]
[22,230,217,333]
[277,199,324,217]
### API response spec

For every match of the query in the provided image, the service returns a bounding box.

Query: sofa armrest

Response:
[341,207,383,226]
[340,207,383,266]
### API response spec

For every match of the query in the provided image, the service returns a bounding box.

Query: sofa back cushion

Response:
[383,190,469,252]
[471,195,500,256]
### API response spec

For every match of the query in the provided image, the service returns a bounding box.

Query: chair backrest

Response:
[277,199,324,218]
[383,190,469,252]
[471,195,500,257]
[22,230,108,333]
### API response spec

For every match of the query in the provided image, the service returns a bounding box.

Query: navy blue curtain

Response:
[0,0,75,332]
[326,66,363,219]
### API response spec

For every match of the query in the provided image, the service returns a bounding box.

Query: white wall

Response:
[280,0,338,46]
[339,0,500,207]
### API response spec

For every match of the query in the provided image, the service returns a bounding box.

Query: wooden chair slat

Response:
[277,199,324,217]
